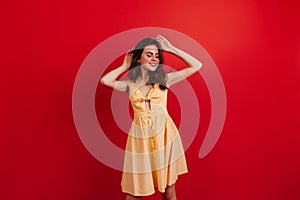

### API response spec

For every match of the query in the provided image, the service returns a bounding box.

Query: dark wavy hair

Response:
[128,38,167,90]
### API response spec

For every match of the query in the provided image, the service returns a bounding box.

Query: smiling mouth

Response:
[149,63,158,67]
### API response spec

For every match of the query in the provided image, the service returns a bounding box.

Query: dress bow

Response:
[137,95,159,102]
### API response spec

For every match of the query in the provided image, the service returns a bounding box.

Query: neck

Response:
[137,67,149,84]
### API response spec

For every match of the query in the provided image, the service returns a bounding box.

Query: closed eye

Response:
[146,52,159,58]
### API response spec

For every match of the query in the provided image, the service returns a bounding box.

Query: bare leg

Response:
[161,184,176,200]
[126,194,142,200]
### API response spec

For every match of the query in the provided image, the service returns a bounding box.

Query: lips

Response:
[149,63,158,67]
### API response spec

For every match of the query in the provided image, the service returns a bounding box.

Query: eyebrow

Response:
[145,51,159,55]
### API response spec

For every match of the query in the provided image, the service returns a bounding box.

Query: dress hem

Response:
[121,170,188,197]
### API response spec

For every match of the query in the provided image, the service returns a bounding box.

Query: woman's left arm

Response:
[156,35,203,87]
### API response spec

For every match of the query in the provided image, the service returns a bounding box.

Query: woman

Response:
[101,35,203,200]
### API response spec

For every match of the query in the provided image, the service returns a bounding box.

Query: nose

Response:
[151,55,159,62]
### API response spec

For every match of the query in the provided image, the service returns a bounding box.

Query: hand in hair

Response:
[123,51,133,70]
[155,35,174,53]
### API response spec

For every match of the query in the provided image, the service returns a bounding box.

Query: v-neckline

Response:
[132,83,156,99]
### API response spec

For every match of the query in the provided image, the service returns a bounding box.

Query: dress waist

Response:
[133,109,168,118]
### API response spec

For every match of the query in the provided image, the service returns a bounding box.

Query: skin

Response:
[135,44,160,111]
[125,185,176,200]
[101,35,203,92]
[139,44,160,73]
[101,35,203,200]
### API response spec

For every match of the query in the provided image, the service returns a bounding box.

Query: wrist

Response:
[121,64,129,71]
[169,46,179,54]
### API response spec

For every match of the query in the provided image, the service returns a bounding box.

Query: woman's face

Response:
[138,44,160,72]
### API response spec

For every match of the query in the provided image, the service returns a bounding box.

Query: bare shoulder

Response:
[166,71,179,88]
[100,79,131,93]
[166,67,199,87]
[114,80,132,92]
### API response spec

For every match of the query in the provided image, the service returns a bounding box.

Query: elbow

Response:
[195,62,203,71]
[100,77,114,88]
[199,63,203,70]
[100,77,107,85]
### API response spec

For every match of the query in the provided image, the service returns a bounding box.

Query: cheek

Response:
[140,56,149,63]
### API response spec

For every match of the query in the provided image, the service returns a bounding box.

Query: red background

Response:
[1,0,300,199]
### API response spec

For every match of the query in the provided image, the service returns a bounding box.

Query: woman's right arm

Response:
[100,52,132,92]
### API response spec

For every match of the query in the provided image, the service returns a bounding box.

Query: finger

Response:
[155,37,161,43]
[156,35,163,40]
[127,49,134,55]
[156,35,166,41]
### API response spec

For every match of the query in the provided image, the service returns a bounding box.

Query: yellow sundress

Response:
[121,82,188,196]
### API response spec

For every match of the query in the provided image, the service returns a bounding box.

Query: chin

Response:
[148,67,158,71]
[141,64,158,72]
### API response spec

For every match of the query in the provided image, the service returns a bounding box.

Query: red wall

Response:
[1,0,300,199]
